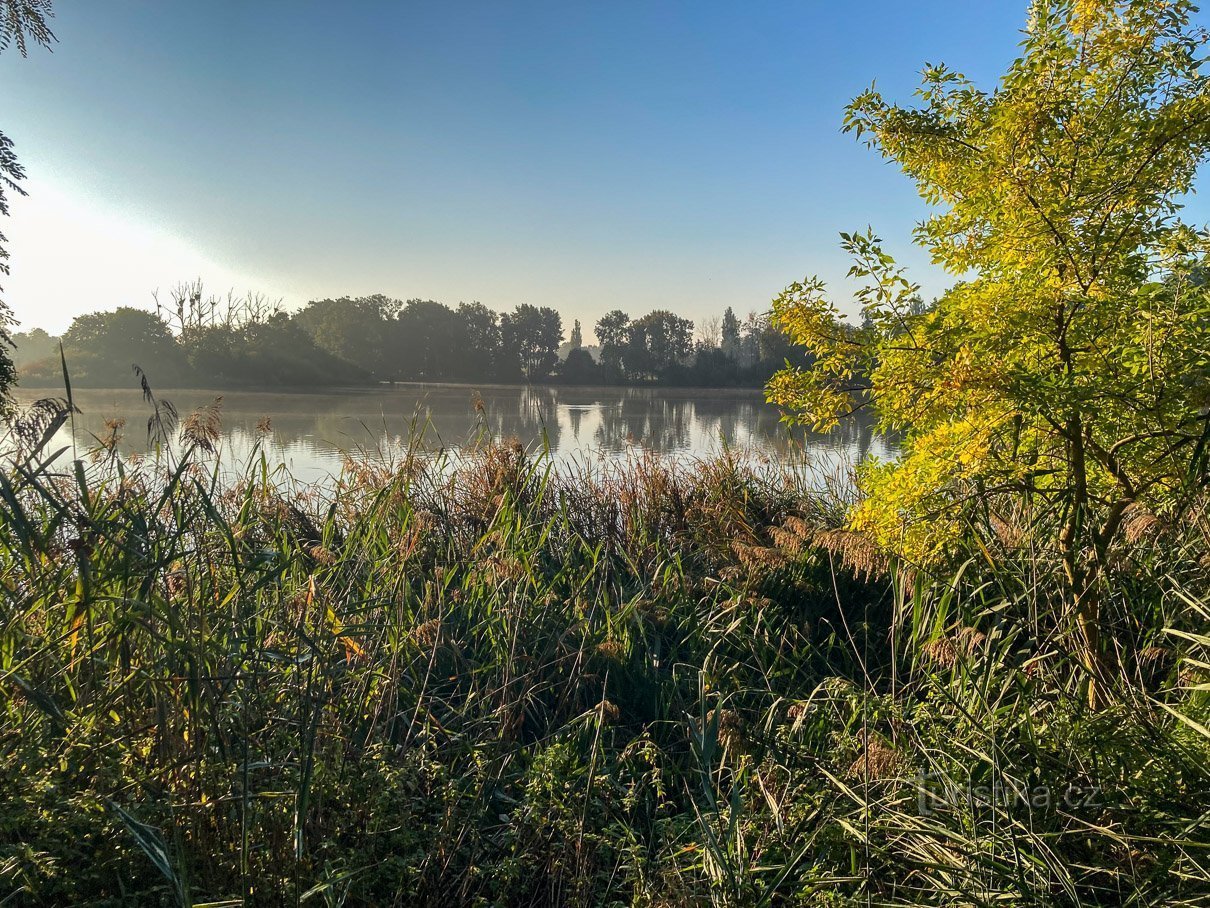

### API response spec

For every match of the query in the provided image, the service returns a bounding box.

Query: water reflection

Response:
[14,385,893,483]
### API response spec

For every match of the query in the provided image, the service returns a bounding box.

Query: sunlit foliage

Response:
[770,0,1210,571]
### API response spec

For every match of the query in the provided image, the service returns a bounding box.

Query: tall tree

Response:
[594,310,631,372]
[720,306,741,358]
[62,308,185,387]
[394,299,465,381]
[768,0,1210,705]
[456,301,503,381]
[9,326,56,368]
[625,310,694,379]
[0,0,56,410]
[295,294,399,378]
[568,318,583,350]
[696,315,721,350]
[501,304,562,381]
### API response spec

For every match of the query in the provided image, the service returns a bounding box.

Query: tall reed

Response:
[0,397,1206,905]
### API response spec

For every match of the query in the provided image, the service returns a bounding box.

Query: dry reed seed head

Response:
[920,635,958,670]
[165,568,187,596]
[1136,646,1175,684]
[1178,662,1210,689]
[1122,503,1163,545]
[411,618,442,647]
[782,515,815,541]
[635,599,671,627]
[595,639,625,661]
[479,553,527,584]
[255,415,273,436]
[955,626,986,651]
[718,565,746,584]
[769,525,808,555]
[707,708,744,749]
[398,512,435,559]
[989,512,1024,548]
[731,541,788,571]
[309,544,336,565]
[846,733,903,781]
[920,626,986,670]
[101,416,126,449]
[182,398,224,453]
[812,527,887,577]
[599,699,621,723]
[470,391,486,414]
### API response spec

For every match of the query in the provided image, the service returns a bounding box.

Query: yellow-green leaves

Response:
[770,0,1210,566]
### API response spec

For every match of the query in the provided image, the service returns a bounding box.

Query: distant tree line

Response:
[13,282,811,389]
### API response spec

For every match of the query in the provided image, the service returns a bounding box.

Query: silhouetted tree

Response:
[295,294,399,378]
[595,310,630,372]
[558,347,600,384]
[501,304,561,382]
[240,313,366,386]
[394,299,464,380]
[10,327,57,368]
[568,319,583,349]
[62,308,184,387]
[624,310,693,380]
[456,301,503,381]
[721,306,741,358]
[697,315,721,349]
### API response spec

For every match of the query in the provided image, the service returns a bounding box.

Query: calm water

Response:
[14,385,892,483]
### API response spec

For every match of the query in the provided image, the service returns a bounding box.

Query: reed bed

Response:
[0,401,1207,906]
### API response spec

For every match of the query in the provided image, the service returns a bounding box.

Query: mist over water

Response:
[15,385,893,484]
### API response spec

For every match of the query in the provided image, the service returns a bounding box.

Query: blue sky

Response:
[4,1,1208,337]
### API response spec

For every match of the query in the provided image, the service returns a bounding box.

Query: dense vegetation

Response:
[12,290,803,390]
[768,0,1210,713]
[1,0,1208,905]
[0,412,1205,905]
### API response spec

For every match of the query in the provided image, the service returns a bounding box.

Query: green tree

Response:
[568,318,583,350]
[594,310,630,372]
[768,0,1210,705]
[394,299,465,381]
[501,304,562,382]
[295,294,399,377]
[0,0,56,410]
[10,326,57,368]
[62,307,185,386]
[558,347,600,384]
[456,301,504,381]
[720,306,741,358]
[624,310,694,379]
[241,312,366,386]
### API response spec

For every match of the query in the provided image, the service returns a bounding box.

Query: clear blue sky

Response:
[4,1,1208,337]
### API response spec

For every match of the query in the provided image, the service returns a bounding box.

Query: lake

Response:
[12,385,892,483]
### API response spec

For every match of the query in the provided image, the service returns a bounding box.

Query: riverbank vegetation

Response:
[1,0,1209,904]
[0,413,1206,905]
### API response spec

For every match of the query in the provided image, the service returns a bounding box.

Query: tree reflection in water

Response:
[15,384,895,482]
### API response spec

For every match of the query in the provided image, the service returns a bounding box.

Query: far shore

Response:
[13,381,775,397]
